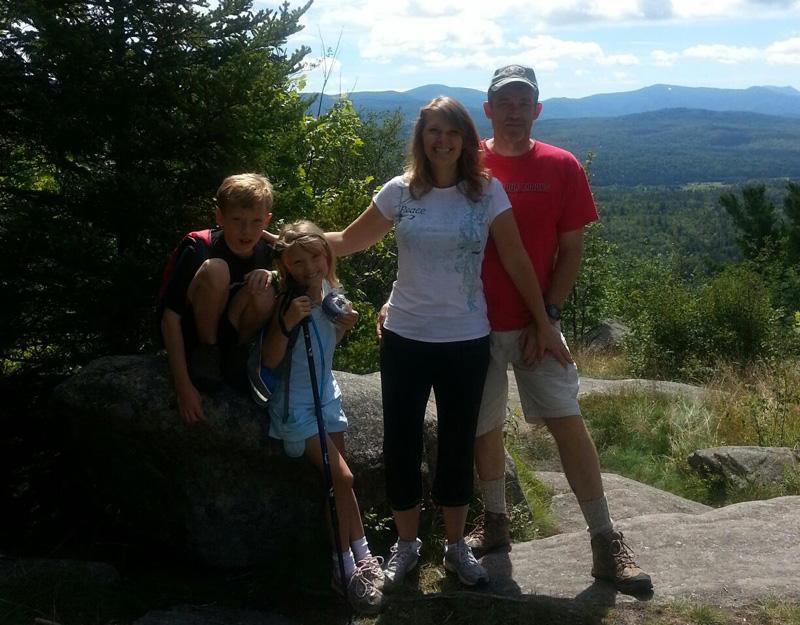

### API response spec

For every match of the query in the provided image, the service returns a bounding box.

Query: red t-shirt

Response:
[481,139,599,331]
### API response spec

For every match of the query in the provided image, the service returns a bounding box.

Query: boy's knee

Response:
[193,258,230,292]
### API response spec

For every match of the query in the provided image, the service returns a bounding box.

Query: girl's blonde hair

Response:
[277,220,340,288]
[406,96,489,203]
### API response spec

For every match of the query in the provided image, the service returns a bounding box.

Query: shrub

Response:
[696,265,779,362]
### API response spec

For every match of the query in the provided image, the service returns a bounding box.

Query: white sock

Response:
[397,537,421,553]
[333,548,356,581]
[479,477,507,514]
[351,536,371,562]
[445,538,463,552]
[579,495,614,537]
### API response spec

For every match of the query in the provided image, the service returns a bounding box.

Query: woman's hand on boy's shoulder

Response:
[260,225,278,245]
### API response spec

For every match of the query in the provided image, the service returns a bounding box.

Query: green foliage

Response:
[696,265,778,362]
[614,255,704,379]
[711,360,800,449]
[0,0,311,372]
[285,101,402,372]
[719,181,800,319]
[611,252,788,380]
[719,184,784,261]
[563,221,618,342]
[594,183,742,276]
[582,391,713,502]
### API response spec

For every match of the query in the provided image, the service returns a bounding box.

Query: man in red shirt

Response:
[470,64,652,594]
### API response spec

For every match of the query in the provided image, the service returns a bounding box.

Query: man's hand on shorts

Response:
[520,322,574,367]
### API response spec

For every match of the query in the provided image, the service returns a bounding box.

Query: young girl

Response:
[260,220,383,614]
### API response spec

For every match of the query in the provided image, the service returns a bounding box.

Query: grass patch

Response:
[572,346,630,380]
[707,360,800,448]
[577,360,800,506]
[505,442,559,539]
[581,390,716,503]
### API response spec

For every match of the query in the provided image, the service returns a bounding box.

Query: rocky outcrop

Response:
[535,471,711,533]
[688,445,800,488]
[53,355,431,568]
[579,319,630,352]
[53,355,529,568]
[483,496,800,606]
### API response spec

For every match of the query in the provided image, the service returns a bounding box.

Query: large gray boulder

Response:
[688,445,800,488]
[536,471,711,533]
[54,355,532,568]
[53,355,436,568]
[483,496,800,607]
[579,319,630,352]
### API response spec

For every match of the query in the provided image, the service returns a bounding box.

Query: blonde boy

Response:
[159,173,277,423]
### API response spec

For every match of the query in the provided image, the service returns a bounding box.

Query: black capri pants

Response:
[380,329,491,510]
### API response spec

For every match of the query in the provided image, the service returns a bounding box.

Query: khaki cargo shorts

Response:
[476,327,581,437]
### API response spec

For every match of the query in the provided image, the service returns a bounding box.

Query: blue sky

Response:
[259,0,800,99]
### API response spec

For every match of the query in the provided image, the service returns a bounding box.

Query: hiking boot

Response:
[384,538,422,587]
[443,538,489,586]
[591,529,653,594]
[346,557,384,615]
[465,511,510,556]
[187,343,223,391]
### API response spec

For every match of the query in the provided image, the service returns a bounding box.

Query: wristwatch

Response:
[545,303,562,321]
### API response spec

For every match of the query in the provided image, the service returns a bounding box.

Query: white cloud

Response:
[651,49,680,66]
[670,0,800,18]
[683,44,760,64]
[766,37,800,64]
[598,53,641,66]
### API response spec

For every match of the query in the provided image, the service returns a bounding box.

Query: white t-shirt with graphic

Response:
[374,175,511,342]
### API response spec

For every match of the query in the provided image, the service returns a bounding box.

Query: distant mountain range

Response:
[305,84,800,186]
[535,109,800,186]
[308,83,800,125]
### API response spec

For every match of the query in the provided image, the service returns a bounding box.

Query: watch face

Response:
[546,304,561,320]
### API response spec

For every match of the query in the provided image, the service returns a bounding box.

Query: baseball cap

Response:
[488,64,539,100]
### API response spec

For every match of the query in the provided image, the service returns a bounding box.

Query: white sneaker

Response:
[347,557,384,614]
[356,554,385,591]
[443,538,489,586]
[384,538,422,586]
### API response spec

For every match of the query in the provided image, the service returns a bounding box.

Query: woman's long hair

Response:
[405,96,489,202]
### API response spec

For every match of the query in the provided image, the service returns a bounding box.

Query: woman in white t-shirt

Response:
[327,96,563,588]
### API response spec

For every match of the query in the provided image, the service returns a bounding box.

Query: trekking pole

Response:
[301,317,349,606]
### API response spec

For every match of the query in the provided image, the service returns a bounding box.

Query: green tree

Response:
[719,184,784,262]
[563,151,618,341]
[563,221,617,341]
[0,0,311,374]
[784,181,800,267]
[286,100,404,373]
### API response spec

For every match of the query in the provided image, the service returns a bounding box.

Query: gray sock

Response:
[579,495,614,537]
[479,477,506,514]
